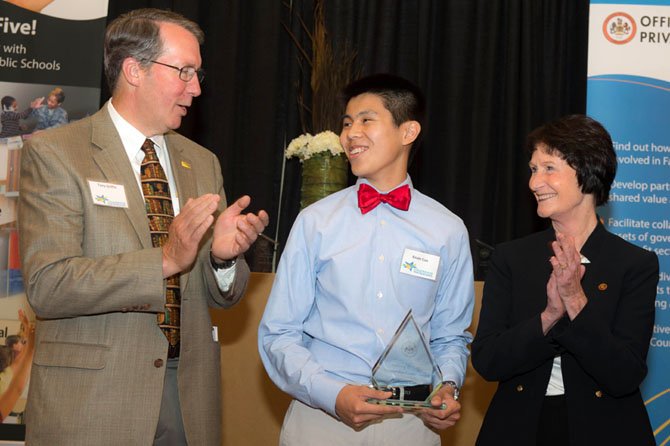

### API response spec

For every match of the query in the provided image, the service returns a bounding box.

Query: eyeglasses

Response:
[145,60,205,83]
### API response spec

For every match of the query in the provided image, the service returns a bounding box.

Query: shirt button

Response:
[376,292,383,299]
[378,254,385,262]
[377,328,384,335]
[595,390,603,398]
[380,220,387,226]
[516,385,524,392]
[154,359,164,368]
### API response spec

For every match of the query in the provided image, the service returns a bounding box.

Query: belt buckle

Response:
[386,384,432,402]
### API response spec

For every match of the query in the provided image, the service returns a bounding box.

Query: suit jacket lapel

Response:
[165,132,197,288]
[90,106,153,249]
[165,132,197,204]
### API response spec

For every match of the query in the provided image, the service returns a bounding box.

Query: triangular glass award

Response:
[368,309,444,408]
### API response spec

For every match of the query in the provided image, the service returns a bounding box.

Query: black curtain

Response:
[104,0,589,276]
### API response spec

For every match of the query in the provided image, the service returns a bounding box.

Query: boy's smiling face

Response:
[340,93,418,192]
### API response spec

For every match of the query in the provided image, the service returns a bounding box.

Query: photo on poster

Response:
[1,81,102,136]
[0,136,33,437]
[0,0,108,441]
[6,0,108,20]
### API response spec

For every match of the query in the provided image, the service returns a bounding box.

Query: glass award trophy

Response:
[368,309,445,409]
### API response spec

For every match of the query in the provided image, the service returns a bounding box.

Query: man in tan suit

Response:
[18,9,268,445]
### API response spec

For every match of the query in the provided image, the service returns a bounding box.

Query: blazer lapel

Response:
[90,107,153,249]
[165,132,197,204]
[165,133,197,287]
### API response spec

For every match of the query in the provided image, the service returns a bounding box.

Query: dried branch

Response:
[284,0,358,134]
[281,22,312,68]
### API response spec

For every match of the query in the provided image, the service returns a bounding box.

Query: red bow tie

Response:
[357,183,411,214]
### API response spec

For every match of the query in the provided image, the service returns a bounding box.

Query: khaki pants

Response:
[280,399,441,446]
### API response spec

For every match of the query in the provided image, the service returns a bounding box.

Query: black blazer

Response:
[472,223,658,446]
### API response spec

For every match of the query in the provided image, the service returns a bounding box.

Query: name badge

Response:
[88,180,128,208]
[400,248,440,281]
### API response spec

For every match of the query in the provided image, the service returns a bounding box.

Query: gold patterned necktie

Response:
[140,138,180,358]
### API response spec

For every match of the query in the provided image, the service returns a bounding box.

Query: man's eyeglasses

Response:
[145,60,205,83]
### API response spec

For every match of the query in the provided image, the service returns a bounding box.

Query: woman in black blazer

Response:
[472,115,658,446]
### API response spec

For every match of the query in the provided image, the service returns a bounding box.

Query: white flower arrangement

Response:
[285,130,344,161]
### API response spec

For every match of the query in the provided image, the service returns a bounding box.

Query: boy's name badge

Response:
[88,180,128,208]
[400,248,440,281]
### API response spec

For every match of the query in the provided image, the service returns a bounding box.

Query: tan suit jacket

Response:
[19,105,249,445]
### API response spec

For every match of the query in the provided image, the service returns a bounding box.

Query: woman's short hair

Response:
[103,8,204,92]
[526,114,617,206]
[49,87,65,104]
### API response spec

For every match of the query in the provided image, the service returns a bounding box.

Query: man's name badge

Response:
[88,180,128,208]
[400,248,439,281]
[368,309,445,409]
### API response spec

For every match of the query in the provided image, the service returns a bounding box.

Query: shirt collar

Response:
[355,175,413,193]
[545,221,601,264]
[107,101,167,161]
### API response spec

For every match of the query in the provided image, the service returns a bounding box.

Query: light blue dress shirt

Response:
[259,177,474,417]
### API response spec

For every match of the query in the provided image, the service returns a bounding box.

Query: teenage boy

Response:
[259,74,474,445]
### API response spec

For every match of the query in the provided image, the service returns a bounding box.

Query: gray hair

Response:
[104,8,204,92]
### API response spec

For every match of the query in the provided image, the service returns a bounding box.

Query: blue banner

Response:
[588,3,670,444]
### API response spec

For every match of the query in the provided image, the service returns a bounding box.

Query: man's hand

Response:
[415,386,461,431]
[335,385,403,430]
[211,195,269,262]
[162,194,220,277]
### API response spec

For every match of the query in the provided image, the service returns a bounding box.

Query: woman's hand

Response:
[549,233,588,319]
[541,271,566,334]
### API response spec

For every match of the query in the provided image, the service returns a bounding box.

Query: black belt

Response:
[384,384,432,401]
[167,342,180,359]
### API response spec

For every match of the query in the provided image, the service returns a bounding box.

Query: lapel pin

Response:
[598,283,608,291]
[181,161,191,169]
